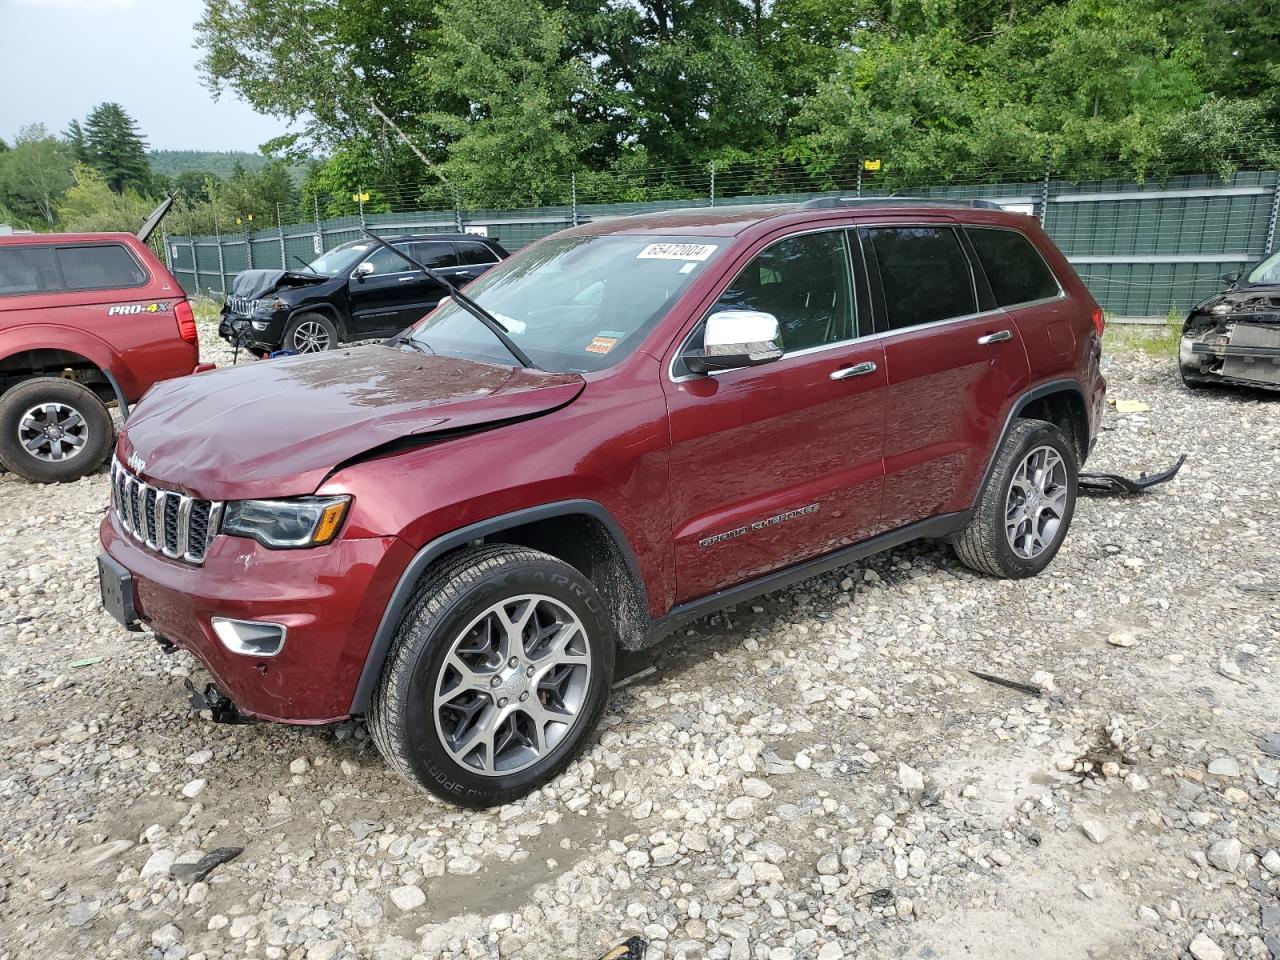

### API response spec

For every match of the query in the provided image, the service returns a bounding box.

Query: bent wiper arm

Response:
[361,228,535,369]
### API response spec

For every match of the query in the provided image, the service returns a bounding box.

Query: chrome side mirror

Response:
[685,310,783,374]
[354,261,375,279]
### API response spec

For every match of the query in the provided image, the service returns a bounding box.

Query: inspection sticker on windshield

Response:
[586,331,624,355]
[637,242,717,262]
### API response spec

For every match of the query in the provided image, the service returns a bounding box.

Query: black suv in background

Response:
[219,234,509,354]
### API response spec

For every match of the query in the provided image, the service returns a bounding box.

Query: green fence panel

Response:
[168,170,1280,318]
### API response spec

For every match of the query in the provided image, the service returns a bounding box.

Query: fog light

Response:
[211,617,286,657]
[1178,337,1198,368]
[251,321,270,331]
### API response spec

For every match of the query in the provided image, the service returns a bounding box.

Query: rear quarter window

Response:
[965,227,1061,307]
[0,246,60,296]
[456,241,500,266]
[55,244,148,291]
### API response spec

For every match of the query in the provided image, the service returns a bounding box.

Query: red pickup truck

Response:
[100,199,1106,807]
[0,211,209,482]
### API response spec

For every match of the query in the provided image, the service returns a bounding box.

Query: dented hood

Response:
[119,346,584,500]
[229,268,326,300]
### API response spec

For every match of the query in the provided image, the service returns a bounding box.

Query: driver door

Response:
[347,241,456,337]
[661,228,888,603]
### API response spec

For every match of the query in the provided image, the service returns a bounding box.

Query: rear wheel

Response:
[954,418,1078,578]
[283,313,337,353]
[370,545,615,808]
[0,377,113,483]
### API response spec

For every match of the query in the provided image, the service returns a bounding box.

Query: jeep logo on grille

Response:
[126,451,146,474]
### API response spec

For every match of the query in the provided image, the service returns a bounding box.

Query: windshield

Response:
[1246,251,1280,285]
[407,234,725,372]
[306,240,374,277]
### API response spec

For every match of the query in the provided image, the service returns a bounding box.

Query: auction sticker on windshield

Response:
[637,243,718,261]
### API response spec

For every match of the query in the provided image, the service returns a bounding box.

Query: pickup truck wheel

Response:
[0,377,113,483]
[370,544,615,808]
[284,313,337,353]
[953,418,1077,579]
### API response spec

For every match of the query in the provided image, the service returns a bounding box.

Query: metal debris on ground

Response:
[170,846,243,882]
[595,936,647,959]
[1078,454,1186,495]
[969,670,1043,697]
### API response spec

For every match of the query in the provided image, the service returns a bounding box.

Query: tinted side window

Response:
[710,231,854,353]
[363,245,412,274]
[865,227,977,331]
[966,227,1060,307]
[413,241,458,269]
[456,241,499,266]
[56,244,146,291]
[0,246,60,296]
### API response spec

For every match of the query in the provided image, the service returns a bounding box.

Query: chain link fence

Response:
[162,155,1280,319]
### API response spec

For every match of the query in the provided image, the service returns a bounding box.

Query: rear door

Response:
[964,225,1074,385]
[663,227,888,603]
[860,223,1031,530]
[451,239,503,287]
[347,241,458,336]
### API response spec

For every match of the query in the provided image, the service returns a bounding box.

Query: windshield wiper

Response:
[289,253,318,272]
[361,228,536,369]
[391,335,433,355]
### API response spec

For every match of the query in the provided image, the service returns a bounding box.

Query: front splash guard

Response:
[1078,454,1186,496]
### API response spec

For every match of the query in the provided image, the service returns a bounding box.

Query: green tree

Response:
[416,0,595,206]
[790,0,1276,184]
[81,102,152,194]
[0,125,74,227]
[173,169,222,203]
[57,164,154,233]
[64,119,89,163]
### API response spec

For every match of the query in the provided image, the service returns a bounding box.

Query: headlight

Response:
[221,496,351,548]
[252,298,287,318]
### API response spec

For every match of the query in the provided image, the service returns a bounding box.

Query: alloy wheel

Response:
[17,402,89,463]
[291,320,330,353]
[1004,444,1069,560]
[433,594,592,776]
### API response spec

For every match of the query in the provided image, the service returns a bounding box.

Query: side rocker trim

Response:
[646,510,973,643]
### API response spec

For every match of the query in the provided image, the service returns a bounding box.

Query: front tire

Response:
[370,545,615,808]
[0,378,114,483]
[283,313,337,353]
[953,418,1078,579]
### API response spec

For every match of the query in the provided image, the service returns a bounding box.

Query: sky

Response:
[0,0,290,152]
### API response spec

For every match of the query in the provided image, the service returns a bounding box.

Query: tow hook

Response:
[1078,454,1186,495]
[184,677,252,724]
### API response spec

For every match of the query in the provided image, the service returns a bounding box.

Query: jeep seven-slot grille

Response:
[109,458,223,565]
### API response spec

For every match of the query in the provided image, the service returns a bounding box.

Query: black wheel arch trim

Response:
[102,367,130,421]
[287,305,348,343]
[976,378,1089,497]
[348,499,648,714]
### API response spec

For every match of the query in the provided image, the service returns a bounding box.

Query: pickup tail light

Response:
[176,299,199,347]
[1090,307,1105,337]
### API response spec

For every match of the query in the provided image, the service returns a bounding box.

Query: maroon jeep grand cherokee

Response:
[99,199,1105,807]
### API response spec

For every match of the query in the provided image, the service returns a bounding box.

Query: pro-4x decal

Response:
[107,302,172,316]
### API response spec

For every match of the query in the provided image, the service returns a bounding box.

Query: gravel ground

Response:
[2,324,1279,960]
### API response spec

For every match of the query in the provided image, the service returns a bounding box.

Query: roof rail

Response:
[797,196,1009,211]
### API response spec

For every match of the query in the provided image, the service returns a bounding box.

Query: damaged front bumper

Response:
[1180,299,1280,390]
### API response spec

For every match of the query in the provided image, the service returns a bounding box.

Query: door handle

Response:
[977,329,1012,345]
[830,361,877,380]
